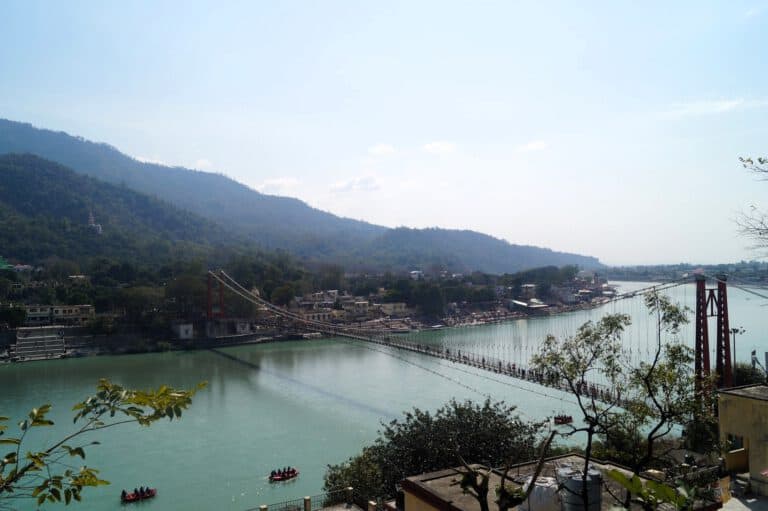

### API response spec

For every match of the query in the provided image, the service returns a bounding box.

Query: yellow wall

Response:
[404,491,441,511]
[719,392,768,495]
[725,449,748,473]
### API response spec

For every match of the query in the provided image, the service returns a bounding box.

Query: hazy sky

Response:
[1,1,767,265]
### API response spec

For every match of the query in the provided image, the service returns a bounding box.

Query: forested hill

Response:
[0,154,247,265]
[0,119,385,257]
[0,119,603,272]
[361,228,602,274]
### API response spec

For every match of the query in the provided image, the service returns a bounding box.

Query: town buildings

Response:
[24,304,95,327]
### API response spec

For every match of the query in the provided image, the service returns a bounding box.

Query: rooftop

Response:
[719,384,768,402]
[400,454,721,511]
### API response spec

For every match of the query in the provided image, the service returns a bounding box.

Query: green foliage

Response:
[500,265,579,300]
[324,399,544,502]
[270,285,296,306]
[363,228,601,274]
[606,470,697,511]
[0,306,26,329]
[534,294,717,508]
[322,446,385,506]
[0,154,246,267]
[533,314,631,395]
[733,361,765,386]
[0,379,205,506]
[410,282,445,318]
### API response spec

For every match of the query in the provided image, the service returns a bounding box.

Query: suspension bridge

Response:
[206,270,767,405]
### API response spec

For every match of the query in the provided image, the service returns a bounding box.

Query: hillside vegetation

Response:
[0,154,245,265]
[0,119,602,273]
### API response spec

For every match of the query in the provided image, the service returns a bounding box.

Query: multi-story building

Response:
[302,310,333,323]
[24,305,95,327]
[377,302,408,318]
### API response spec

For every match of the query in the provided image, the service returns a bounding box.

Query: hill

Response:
[359,228,601,274]
[0,153,246,265]
[0,119,603,272]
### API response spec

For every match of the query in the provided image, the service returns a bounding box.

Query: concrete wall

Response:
[403,492,439,511]
[725,449,748,473]
[719,392,768,494]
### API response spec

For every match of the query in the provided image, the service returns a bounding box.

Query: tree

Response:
[606,470,696,511]
[733,361,765,386]
[0,379,205,507]
[323,446,385,506]
[165,273,207,318]
[604,293,718,501]
[532,314,630,511]
[533,293,718,509]
[0,306,26,329]
[324,399,544,503]
[410,282,445,318]
[456,430,557,511]
[270,285,295,306]
[117,286,164,323]
[738,156,768,249]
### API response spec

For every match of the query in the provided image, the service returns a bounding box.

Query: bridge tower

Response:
[207,272,226,320]
[694,274,732,390]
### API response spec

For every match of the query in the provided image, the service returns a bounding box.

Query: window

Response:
[727,433,744,450]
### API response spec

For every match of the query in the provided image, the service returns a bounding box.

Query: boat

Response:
[269,469,299,482]
[554,414,573,425]
[121,488,157,503]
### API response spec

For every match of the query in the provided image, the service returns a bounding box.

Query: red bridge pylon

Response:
[694,274,732,391]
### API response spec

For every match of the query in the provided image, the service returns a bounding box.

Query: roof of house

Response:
[399,454,721,511]
[719,384,768,402]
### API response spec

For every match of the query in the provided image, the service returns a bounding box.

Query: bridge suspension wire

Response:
[605,277,692,305]
[210,271,588,408]
[214,272,560,403]
[335,336,491,399]
[209,270,692,408]
[216,272,573,409]
[431,358,580,406]
[702,273,768,303]
[210,271,495,398]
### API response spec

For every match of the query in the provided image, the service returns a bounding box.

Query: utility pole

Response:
[730,326,745,374]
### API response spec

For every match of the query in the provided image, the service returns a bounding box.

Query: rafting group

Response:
[269,467,299,482]
[121,486,157,503]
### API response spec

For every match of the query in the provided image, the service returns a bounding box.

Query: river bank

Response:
[1,281,765,510]
[1,292,621,365]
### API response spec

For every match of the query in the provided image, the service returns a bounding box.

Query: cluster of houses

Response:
[506,271,616,314]
[289,289,410,324]
[24,304,95,327]
[286,270,616,325]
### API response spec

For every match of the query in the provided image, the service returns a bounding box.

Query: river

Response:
[1,281,766,510]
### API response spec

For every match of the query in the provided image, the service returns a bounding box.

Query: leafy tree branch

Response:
[0,379,205,507]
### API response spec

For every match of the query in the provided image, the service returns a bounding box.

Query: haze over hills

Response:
[0,119,603,273]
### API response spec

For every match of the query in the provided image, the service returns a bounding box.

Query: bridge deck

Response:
[328,330,622,406]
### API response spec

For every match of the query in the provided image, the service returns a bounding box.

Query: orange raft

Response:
[269,470,299,482]
[121,488,157,503]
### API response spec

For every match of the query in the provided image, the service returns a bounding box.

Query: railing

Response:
[249,488,350,511]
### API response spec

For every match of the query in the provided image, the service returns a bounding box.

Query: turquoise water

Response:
[1,281,765,510]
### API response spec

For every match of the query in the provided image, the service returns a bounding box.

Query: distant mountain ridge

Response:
[0,118,603,273]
